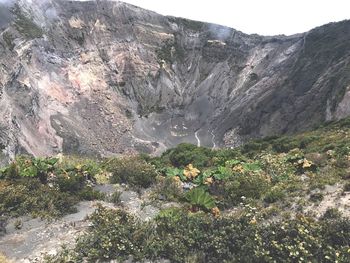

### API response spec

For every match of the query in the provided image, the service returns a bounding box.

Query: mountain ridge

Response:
[0,0,350,161]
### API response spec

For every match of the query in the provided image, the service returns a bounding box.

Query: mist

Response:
[208,24,233,41]
[0,0,16,6]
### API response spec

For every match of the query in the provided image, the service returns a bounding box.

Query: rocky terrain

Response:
[2,117,350,262]
[0,0,350,159]
[2,2,350,262]
[0,184,166,262]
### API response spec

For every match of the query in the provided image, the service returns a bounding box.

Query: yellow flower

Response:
[250,216,257,225]
[211,207,220,218]
[302,159,313,168]
[204,177,213,185]
[183,164,200,179]
[172,176,181,184]
[232,164,244,173]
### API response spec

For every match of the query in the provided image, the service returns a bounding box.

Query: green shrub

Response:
[257,217,346,262]
[110,190,122,204]
[343,182,350,192]
[161,143,213,168]
[0,156,104,218]
[321,218,350,248]
[45,208,350,263]
[185,187,215,211]
[77,187,105,201]
[242,140,269,155]
[0,179,78,218]
[310,192,324,202]
[272,137,300,153]
[56,174,85,193]
[259,152,295,183]
[299,135,320,149]
[211,148,242,166]
[58,156,102,179]
[178,18,203,31]
[321,208,343,220]
[156,39,173,63]
[0,156,58,183]
[264,186,286,203]
[154,176,183,201]
[51,206,144,262]
[220,172,270,207]
[14,219,22,230]
[3,31,15,51]
[12,4,43,39]
[105,157,157,188]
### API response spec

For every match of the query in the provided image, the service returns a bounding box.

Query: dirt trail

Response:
[0,184,162,262]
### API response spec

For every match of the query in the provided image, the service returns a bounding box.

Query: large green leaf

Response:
[242,162,262,172]
[186,187,215,210]
[213,166,231,180]
[165,167,185,181]
[225,159,241,166]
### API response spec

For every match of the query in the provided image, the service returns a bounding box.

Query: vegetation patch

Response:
[12,4,43,39]
[104,156,158,189]
[4,116,350,262]
[0,156,104,218]
[2,31,15,51]
[169,17,204,32]
[156,39,185,64]
[45,206,350,263]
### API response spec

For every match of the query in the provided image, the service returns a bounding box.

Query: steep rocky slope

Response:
[0,0,350,159]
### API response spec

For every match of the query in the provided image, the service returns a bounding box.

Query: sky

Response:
[122,0,350,36]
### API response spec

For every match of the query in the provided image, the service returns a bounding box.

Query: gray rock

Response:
[0,200,117,262]
[0,1,349,158]
[0,216,7,237]
[140,205,160,222]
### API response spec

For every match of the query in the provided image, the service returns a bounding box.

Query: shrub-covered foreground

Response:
[44,117,350,262]
[2,117,350,261]
[45,206,350,263]
[0,156,104,218]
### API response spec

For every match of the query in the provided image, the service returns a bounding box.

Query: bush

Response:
[0,179,78,218]
[321,208,343,220]
[343,182,350,192]
[105,157,158,188]
[220,172,271,207]
[211,148,242,166]
[0,156,58,183]
[58,156,102,180]
[45,207,350,263]
[77,187,105,201]
[310,192,324,202]
[57,174,85,193]
[12,4,43,39]
[272,137,300,153]
[0,155,105,218]
[154,176,183,201]
[49,206,144,262]
[109,190,122,204]
[242,140,269,155]
[321,218,350,247]
[161,143,213,168]
[185,187,216,211]
[264,186,286,203]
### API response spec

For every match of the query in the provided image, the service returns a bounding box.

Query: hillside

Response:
[0,0,350,160]
[1,117,350,262]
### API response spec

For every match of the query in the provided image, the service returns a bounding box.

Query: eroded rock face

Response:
[0,0,350,158]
